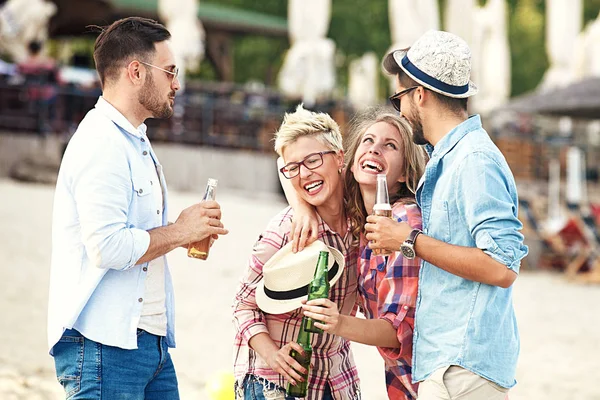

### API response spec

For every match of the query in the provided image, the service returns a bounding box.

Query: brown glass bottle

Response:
[187,178,217,260]
[372,173,392,256]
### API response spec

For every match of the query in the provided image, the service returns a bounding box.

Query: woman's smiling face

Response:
[282,136,344,208]
[351,121,406,192]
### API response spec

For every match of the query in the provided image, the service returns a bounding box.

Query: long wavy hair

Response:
[343,107,427,242]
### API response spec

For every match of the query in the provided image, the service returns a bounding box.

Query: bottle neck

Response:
[313,252,329,280]
[203,184,216,201]
[376,175,389,205]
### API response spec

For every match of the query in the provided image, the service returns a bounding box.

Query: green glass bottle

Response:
[304,251,330,334]
[286,317,313,397]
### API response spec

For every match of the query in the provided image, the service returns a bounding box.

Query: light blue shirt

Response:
[413,115,528,388]
[48,97,175,353]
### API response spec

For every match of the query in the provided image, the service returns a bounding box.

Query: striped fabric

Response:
[358,202,422,399]
[233,207,361,400]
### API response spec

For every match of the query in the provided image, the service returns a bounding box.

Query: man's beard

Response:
[406,107,428,145]
[138,73,173,119]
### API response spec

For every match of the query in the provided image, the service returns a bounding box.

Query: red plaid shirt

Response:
[358,202,422,399]
[233,207,361,400]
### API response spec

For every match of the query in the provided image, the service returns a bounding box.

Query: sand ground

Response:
[1,179,599,399]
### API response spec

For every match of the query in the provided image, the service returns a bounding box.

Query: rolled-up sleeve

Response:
[233,213,290,343]
[376,204,421,361]
[70,132,150,270]
[455,152,528,273]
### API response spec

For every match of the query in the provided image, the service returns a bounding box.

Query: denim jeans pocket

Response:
[243,375,287,400]
[53,333,84,398]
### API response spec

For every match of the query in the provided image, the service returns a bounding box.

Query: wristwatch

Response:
[400,229,422,259]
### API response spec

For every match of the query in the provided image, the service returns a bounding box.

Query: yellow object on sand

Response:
[206,371,235,400]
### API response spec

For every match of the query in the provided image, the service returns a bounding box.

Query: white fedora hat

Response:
[256,240,345,315]
[392,30,478,98]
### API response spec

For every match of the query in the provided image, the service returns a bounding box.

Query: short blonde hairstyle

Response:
[274,104,343,156]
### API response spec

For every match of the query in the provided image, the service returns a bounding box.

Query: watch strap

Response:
[406,228,422,244]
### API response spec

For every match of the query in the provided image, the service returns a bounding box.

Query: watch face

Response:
[400,244,415,259]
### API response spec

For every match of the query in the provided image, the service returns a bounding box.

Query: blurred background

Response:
[1,0,600,399]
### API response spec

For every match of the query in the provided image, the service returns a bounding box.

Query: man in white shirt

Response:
[48,17,228,399]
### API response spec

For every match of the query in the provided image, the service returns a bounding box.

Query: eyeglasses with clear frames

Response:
[139,61,179,82]
[279,151,337,179]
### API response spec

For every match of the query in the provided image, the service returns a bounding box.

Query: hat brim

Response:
[392,49,478,99]
[255,242,345,315]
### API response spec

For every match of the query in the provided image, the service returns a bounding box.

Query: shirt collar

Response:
[94,96,148,138]
[428,114,482,159]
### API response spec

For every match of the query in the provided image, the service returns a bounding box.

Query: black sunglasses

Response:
[389,86,419,112]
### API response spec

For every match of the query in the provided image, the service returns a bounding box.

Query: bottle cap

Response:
[207,178,218,187]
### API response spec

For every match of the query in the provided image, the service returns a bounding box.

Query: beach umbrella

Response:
[386,0,439,93]
[0,0,57,62]
[348,52,378,109]
[540,0,582,90]
[573,11,600,80]
[278,0,335,107]
[158,0,205,93]
[470,0,510,115]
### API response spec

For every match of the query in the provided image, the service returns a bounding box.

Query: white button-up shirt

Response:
[48,97,175,353]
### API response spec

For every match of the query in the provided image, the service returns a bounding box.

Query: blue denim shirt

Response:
[48,97,175,353]
[413,115,528,388]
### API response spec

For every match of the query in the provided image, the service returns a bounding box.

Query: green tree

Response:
[509,0,548,96]
[328,0,390,98]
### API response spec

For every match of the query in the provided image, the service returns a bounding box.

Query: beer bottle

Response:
[286,316,313,397]
[304,250,330,334]
[372,173,392,256]
[187,178,218,260]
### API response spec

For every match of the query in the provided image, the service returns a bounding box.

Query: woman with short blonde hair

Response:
[233,105,361,400]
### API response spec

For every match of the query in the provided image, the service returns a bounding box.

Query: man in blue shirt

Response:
[366,30,528,399]
[48,17,229,399]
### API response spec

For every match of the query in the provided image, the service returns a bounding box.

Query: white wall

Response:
[0,132,282,195]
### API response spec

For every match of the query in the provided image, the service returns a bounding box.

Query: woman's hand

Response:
[290,204,319,253]
[265,342,308,386]
[365,215,411,252]
[301,298,342,335]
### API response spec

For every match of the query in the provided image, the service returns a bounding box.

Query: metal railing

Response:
[0,80,354,153]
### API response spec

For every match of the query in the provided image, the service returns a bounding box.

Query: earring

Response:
[338,167,343,174]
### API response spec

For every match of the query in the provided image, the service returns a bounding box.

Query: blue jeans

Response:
[52,329,179,399]
[241,374,333,400]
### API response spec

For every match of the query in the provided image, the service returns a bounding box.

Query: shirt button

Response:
[143,151,148,156]
[404,305,409,310]
[138,188,143,194]
[138,298,143,303]
[143,267,148,272]
[141,138,145,142]
[157,210,160,214]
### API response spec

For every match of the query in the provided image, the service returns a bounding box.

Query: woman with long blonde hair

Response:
[286,107,427,399]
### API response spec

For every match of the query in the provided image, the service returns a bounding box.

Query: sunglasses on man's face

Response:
[389,86,419,112]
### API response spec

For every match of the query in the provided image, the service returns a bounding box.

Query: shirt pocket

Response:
[429,200,451,242]
[131,176,154,224]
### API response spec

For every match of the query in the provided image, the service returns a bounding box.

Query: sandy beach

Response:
[1,178,599,399]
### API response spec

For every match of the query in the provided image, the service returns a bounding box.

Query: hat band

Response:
[263,261,340,301]
[401,55,469,95]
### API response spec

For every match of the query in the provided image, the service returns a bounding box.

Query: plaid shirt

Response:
[358,202,422,400]
[233,207,361,400]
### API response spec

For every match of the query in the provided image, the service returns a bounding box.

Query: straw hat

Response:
[392,30,478,98]
[256,240,345,315]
